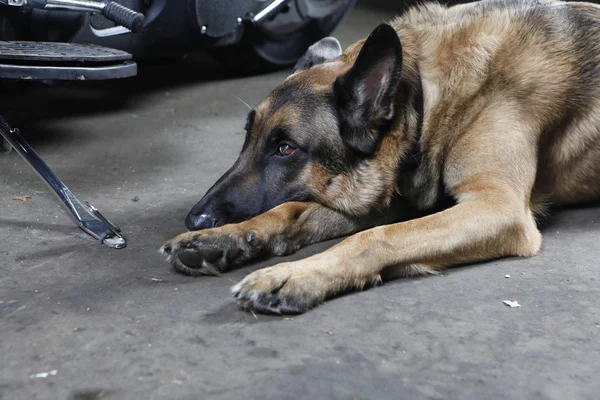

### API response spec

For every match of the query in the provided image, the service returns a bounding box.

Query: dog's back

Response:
[387,0,600,209]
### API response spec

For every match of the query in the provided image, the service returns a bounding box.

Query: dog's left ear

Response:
[334,24,403,157]
[294,37,343,71]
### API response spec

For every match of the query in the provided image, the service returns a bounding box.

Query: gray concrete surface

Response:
[1,3,600,400]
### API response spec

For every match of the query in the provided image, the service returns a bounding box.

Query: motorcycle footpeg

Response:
[102,2,144,33]
[0,41,137,80]
[3,0,145,32]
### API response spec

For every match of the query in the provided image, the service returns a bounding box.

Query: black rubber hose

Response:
[102,2,145,33]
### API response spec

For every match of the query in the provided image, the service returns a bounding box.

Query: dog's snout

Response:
[185,213,219,231]
[186,163,263,230]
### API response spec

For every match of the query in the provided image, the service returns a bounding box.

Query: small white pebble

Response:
[30,369,57,379]
[503,300,521,308]
[505,274,511,278]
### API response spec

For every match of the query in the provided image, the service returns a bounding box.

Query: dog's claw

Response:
[231,266,317,315]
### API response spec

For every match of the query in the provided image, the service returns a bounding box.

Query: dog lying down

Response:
[162,0,600,314]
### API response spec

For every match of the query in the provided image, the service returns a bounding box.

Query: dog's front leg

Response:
[161,201,372,276]
[233,190,542,314]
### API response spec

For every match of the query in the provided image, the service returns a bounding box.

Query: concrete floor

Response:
[1,3,600,400]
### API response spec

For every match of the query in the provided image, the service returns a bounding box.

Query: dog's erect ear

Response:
[334,24,403,157]
[294,37,343,72]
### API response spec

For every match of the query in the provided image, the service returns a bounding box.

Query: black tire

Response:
[209,0,356,76]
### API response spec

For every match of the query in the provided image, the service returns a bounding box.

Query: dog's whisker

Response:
[233,95,252,110]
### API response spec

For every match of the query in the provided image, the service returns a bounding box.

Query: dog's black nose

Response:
[185,213,218,231]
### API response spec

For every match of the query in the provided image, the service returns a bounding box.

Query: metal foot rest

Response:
[0,41,136,80]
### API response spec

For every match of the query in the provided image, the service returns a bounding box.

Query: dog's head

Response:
[186,24,411,230]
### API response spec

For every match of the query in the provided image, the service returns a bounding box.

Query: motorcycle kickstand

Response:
[0,115,126,249]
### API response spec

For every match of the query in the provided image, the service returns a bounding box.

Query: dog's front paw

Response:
[161,228,263,276]
[231,263,325,314]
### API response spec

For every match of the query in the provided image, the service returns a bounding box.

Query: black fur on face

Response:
[185,24,405,230]
[185,86,343,230]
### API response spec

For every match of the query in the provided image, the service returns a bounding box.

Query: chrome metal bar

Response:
[0,0,103,11]
[251,0,292,24]
[0,115,126,249]
[4,0,26,7]
[44,0,105,13]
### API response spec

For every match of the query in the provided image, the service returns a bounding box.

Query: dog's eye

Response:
[278,143,296,157]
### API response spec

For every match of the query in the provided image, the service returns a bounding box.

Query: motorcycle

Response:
[0,0,356,248]
[0,0,357,78]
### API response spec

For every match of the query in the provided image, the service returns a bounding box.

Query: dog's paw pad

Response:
[161,230,259,276]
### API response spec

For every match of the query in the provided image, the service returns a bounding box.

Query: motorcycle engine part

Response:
[193,0,254,38]
[210,0,356,75]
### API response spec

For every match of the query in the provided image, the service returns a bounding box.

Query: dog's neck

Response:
[401,79,424,173]
[394,64,454,213]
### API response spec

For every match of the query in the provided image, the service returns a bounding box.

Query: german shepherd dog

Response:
[162,0,600,314]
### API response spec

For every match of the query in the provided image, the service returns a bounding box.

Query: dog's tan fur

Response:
[163,0,600,314]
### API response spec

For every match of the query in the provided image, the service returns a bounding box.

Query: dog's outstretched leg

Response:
[161,202,372,276]
[232,185,542,314]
